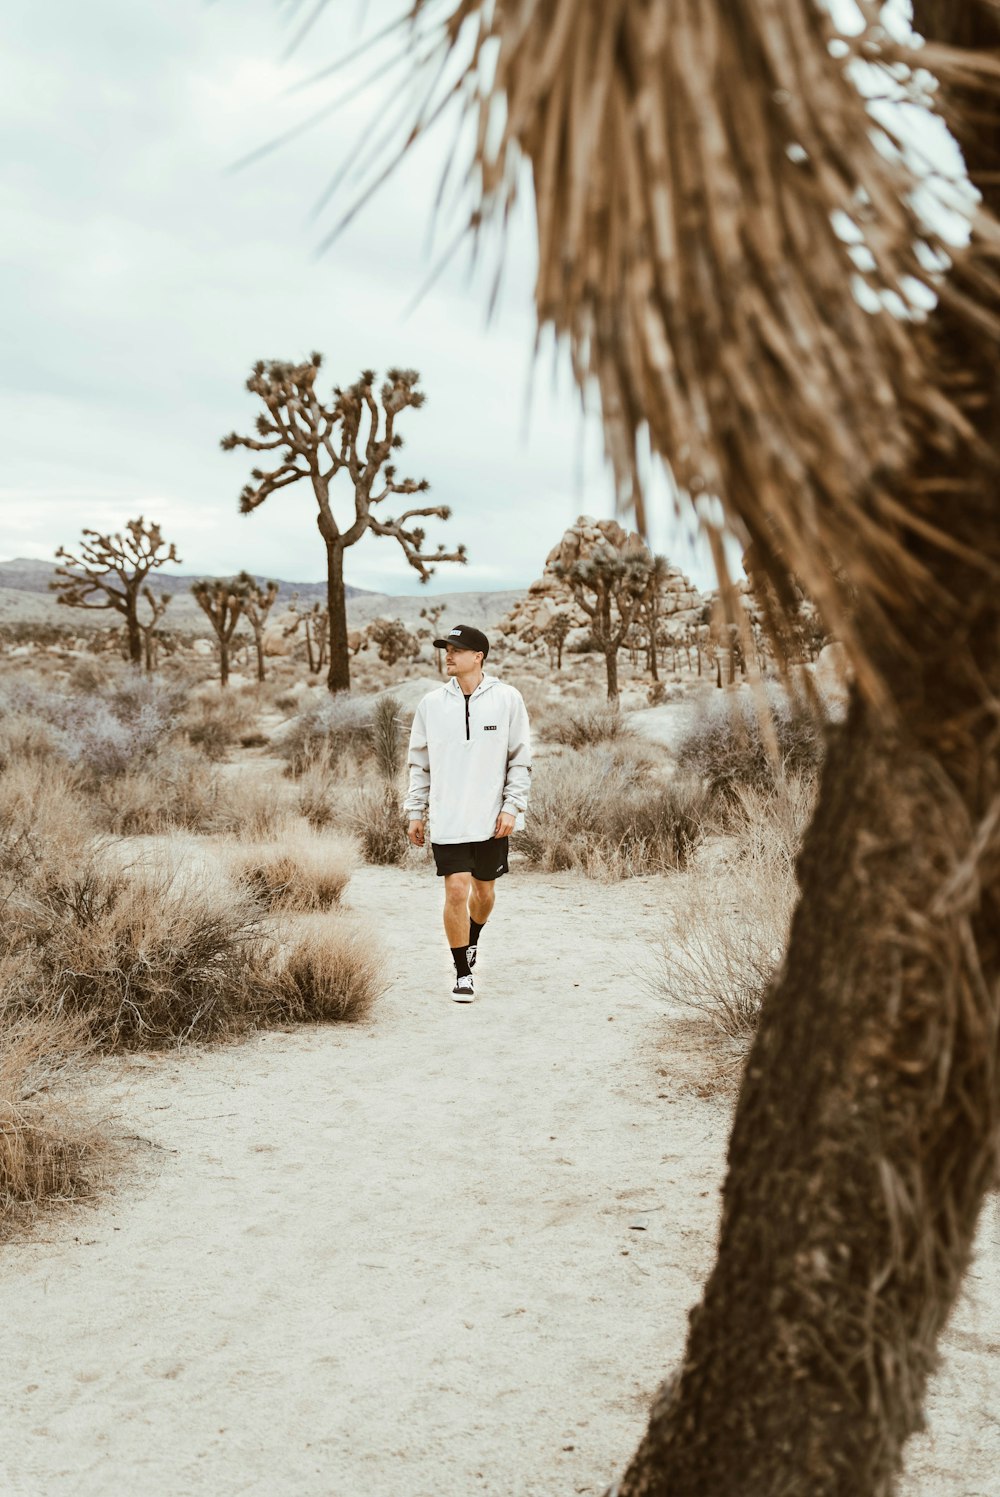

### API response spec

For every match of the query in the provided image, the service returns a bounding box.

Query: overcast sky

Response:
[1,0,719,595]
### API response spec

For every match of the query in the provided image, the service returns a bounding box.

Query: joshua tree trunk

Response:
[303,617,316,674]
[604,645,619,703]
[251,623,265,683]
[218,641,230,687]
[615,7,1000,1487]
[326,542,350,693]
[617,620,1000,1492]
[124,599,142,666]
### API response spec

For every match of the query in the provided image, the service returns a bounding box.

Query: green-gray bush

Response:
[519,746,708,877]
[675,688,826,799]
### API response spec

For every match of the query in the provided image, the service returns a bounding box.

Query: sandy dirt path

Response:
[1,864,998,1496]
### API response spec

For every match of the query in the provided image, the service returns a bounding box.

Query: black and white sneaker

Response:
[452,974,475,1003]
[466,944,478,972]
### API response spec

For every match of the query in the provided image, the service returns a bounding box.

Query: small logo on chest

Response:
[483,724,498,732]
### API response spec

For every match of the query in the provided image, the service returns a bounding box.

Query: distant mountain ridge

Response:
[0,558,524,635]
[0,558,369,603]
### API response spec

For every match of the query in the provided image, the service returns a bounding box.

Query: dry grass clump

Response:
[0,712,63,771]
[281,692,374,774]
[371,693,405,781]
[270,914,387,1023]
[0,759,93,857]
[98,756,290,840]
[97,750,221,834]
[675,687,826,800]
[208,774,293,841]
[540,702,634,749]
[185,691,259,761]
[519,746,708,878]
[11,863,276,1050]
[296,749,338,827]
[0,1016,103,1241]
[647,776,815,1043]
[350,784,408,866]
[227,828,356,911]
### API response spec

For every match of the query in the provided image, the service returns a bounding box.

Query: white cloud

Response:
[0,0,723,596]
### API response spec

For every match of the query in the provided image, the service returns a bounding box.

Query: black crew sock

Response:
[451,945,471,978]
[468,917,485,950]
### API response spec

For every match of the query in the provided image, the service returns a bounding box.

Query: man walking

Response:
[404,623,531,1002]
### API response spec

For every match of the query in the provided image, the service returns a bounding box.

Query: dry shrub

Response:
[281,692,373,774]
[67,657,107,692]
[351,783,408,866]
[227,828,356,911]
[271,914,387,1023]
[14,862,276,1050]
[98,750,221,834]
[519,746,707,878]
[647,776,815,1042]
[0,761,94,897]
[0,672,183,780]
[99,756,289,840]
[371,693,405,781]
[0,1016,103,1240]
[210,774,293,841]
[540,703,634,749]
[0,712,63,770]
[675,687,826,799]
[297,750,338,827]
[186,691,258,761]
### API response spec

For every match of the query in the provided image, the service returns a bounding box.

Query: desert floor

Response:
[1,857,999,1496]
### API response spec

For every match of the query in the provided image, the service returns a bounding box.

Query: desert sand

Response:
[1,862,998,1497]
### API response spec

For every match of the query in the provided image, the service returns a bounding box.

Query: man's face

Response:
[445,646,481,674]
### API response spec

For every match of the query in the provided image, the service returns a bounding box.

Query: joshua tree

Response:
[138,588,171,673]
[420,602,447,673]
[365,616,419,667]
[554,545,654,702]
[222,358,467,693]
[236,573,280,683]
[191,577,248,687]
[51,518,180,668]
[633,556,669,681]
[302,602,330,673]
[360,2,1000,1492]
[542,611,572,671]
[282,595,328,674]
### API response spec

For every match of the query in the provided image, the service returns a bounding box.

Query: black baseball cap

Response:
[433,623,490,659]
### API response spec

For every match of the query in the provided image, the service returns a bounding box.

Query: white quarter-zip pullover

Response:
[403,674,532,844]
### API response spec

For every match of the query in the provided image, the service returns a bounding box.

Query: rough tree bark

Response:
[613,6,1000,1492]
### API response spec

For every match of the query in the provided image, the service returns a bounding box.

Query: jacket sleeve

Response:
[501,690,532,816]
[403,700,431,819]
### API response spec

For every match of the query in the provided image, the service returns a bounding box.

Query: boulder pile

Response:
[497,515,704,653]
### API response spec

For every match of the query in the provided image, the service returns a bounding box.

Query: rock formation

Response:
[497,515,704,652]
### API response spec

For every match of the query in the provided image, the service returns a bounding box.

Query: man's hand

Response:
[494,811,516,838]
[407,818,426,848]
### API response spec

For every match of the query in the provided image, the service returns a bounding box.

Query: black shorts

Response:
[431,837,509,881]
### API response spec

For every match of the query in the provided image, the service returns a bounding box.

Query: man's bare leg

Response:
[467,877,496,972]
[444,873,475,998]
[443,872,473,947]
[469,877,496,928]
